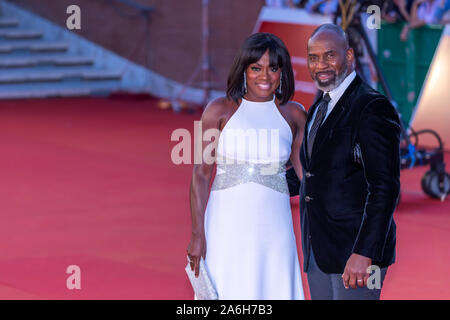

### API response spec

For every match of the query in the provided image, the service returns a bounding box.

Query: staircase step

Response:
[1,65,107,75]
[0,78,122,97]
[0,70,122,84]
[0,87,115,99]
[53,56,94,66]
[0,56,95,68]
[0,18,20,28]
[0,72,62,83]
[83,70,123,81]
[0,30,43,40]
[0,41,68,54]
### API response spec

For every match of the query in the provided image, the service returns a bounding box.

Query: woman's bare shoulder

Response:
[284,101,307,123]
[203,96,235,116]
[201,96,237,129]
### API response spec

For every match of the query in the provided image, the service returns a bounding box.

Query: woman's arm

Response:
[394,0,411,21]
[410,0,427,23]
[287,102,307,182]
[400,0,426,41]
[186,98,225,277]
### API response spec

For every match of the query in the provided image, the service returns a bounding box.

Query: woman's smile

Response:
[256,82,273,91]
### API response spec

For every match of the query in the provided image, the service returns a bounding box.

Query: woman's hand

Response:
[187,232,207,277]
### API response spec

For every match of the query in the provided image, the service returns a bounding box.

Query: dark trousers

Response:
[306,247,388,300]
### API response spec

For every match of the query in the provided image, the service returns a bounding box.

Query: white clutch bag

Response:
[185,256,218,300]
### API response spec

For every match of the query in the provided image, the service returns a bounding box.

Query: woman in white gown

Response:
[187,33,307,300]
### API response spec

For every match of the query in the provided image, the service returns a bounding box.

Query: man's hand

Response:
[342,253,372,289]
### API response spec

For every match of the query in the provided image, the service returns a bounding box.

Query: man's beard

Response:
[314,60,348,92]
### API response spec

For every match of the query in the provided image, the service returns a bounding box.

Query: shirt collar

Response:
[324,70,356,103]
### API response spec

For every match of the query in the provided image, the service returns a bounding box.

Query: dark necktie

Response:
[307,93,331,158]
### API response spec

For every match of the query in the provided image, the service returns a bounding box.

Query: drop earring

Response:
[243,71,247,93]
[278,72,282,95]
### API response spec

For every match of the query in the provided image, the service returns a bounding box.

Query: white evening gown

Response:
[204,96,304,300]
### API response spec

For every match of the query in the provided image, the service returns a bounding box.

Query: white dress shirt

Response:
[307,70,356,134]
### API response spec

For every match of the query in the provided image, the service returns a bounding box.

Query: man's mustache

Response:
[315,71,336,78]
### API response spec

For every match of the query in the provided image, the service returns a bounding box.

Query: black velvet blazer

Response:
[286,75,401,274]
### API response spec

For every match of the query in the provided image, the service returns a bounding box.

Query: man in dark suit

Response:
[286,24,401,299]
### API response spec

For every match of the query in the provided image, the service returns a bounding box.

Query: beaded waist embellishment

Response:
[211,159,289,195]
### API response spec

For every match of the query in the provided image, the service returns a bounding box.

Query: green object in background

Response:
[377,22,444,125]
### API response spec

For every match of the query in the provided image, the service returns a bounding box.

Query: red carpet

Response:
[0,97,448,299]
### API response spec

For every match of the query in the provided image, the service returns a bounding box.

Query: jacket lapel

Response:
[309,75,362,161]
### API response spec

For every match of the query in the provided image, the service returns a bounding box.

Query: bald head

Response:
[306,24,354,92]
[309,24,349,50]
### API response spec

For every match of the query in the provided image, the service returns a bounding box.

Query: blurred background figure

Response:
[414,0,450,23]
[292,0,310,8]
[265,0,295,8]
[382,0,415,23]
[305,0,338,17]
[400,0,450,41]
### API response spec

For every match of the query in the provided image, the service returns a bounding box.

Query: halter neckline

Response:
[241,95,276,105]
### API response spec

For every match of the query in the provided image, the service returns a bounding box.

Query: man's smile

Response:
[316,71,335,81]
